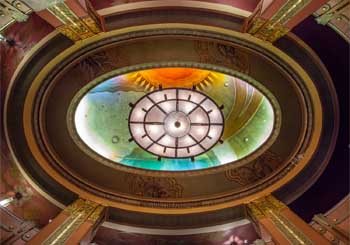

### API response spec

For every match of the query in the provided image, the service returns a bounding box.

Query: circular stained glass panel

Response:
[128,88,224,159]
[72,68,277,171]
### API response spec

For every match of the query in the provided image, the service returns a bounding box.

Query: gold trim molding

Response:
[97,0,252,18]
[43,198,104,245]
[314,0,350,42]
[248,0,312,42]
[247,195,313,245]
[47,2,100,41]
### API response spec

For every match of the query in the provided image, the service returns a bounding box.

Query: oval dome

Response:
[73,68,276,171]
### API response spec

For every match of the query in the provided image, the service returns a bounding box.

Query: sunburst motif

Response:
[136,68,213,90]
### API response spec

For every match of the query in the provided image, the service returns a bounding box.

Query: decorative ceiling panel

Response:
[72,68,274,171]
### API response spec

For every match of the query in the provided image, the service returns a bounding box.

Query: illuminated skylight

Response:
[128,88,224,160]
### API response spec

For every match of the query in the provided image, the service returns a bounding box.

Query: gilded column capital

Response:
[63,198,99,216]
[87,205,105,223]
[247,0,312,42]
[0,0,32,33]
[314,0,350,42]
[247,195,287,219]
[43,198,104,244]
[47,2,101,42]
[248,17,290,43]
[247,195,314,244]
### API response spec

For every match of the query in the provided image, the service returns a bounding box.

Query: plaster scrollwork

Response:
[314,0,350,42]
[125,174,184,198]
[0,0,31,22]
[247,0,312,42]
[315,0,349,25]
[226,151,281,186]
[0,0,32,33]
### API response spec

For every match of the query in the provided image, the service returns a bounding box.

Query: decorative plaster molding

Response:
[43,199,103,244]
[247,0,312,42]
[314,0,350,42]
[47,2,100,41]
[6,25,323,214]
[0,0,32,33]
[247,195,313,245]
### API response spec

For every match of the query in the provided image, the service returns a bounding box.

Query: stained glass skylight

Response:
[73,68,276,171]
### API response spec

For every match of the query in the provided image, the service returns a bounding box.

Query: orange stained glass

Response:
[139,68,210,88]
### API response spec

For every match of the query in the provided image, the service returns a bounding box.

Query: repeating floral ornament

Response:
[225,151,282,186]
[125,174,183,198]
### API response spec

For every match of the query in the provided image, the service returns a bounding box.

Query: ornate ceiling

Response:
[4,22,336,216]
[0,0,347,243]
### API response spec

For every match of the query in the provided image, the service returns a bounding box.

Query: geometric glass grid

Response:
[128,88,224,159]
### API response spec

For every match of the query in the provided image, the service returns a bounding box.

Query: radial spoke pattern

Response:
[128,88,224,159]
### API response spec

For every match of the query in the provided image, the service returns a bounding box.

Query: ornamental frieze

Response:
[225,151,282,186]
[125,174,183,198]
[194,41,250,73]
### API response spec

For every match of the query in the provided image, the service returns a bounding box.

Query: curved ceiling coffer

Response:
[5,24,337,227]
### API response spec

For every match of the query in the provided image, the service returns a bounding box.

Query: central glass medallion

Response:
[128,88,224,160]
[73,68,276,171]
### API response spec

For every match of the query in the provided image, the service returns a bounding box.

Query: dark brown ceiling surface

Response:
[281,17,346,221]
[273,33,340,205]
[4,12,337,227]
[103,9,245,32]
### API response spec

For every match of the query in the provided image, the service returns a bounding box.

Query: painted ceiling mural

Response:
[74,68,274,171]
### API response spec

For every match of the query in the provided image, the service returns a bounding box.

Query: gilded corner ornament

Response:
[47,2,101,42]
[88,205,105,223]
[43,199,103,244]
[247,195,286,219]
[247,0,312,42]
[0,0,32,33]
[314,0,350,42]
[315,0,349,25]
[64,198,99,216]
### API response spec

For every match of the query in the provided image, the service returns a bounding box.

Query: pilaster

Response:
[28,198,105,245]
[247,195,331,244]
